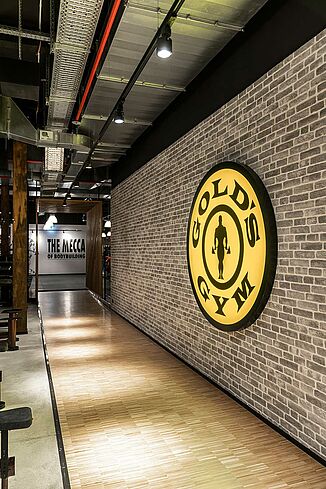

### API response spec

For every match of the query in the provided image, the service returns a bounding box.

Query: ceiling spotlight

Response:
[104,220,111,228]
[157,24,172,59]
[107,231,111,237]
[101,232,106,238]
[86,164,92,169]
[44,214,57,230]
[114,103,124,124]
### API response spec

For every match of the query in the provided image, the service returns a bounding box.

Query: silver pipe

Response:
[39,0,42,31]
[18,0,22,60]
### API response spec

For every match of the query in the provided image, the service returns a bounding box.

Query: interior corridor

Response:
[39,291,325,489]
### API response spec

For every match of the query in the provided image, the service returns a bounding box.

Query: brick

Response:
[111,31,326,461]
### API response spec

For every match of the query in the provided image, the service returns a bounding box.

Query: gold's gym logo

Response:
[187,162,277,331]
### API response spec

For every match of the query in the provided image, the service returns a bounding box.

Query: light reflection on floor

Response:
[39,291,326,489]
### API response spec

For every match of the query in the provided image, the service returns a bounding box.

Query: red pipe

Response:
[75,0,122,122]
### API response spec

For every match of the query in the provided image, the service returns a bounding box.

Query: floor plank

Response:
[39,290,326,489]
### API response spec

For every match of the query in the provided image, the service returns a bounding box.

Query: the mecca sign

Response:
[29,226,86,275]
[187,161,277,331]
[47,237,86,260]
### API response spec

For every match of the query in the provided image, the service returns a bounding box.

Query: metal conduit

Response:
[0,25,50,42]
[63,0,187,200]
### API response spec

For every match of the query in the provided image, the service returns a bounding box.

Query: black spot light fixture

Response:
[113,102,125,124]
[156,24,172,59]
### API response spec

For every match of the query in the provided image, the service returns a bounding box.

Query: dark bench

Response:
[0,373,4,410]
[0,407,33,488]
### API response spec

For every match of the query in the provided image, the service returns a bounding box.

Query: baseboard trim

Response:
[104,303,326,468]
[38,307,71,489]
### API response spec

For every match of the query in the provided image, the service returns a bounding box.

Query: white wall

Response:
[29,225,86,275]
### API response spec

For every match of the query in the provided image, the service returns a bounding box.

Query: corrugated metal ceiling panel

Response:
[80,0,268,167]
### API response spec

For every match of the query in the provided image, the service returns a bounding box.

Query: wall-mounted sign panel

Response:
[187,162,277,331]
[29,225,86,275]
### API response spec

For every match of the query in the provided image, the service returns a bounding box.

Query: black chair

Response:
[0,310,21,351]
[0,407,33,489]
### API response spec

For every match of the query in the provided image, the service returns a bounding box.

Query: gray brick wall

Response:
[111,30,326,460]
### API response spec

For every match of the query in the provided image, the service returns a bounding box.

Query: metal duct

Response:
[0,95,37,144]
[47,0,104,129]
[0,96,91,151]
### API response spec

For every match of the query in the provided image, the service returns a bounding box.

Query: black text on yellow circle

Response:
[187,161,277,332]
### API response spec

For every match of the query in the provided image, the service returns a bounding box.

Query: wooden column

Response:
[35,198,39,304]
[0,183,10,258]
[13,142,28,333]
[86,202,103,296]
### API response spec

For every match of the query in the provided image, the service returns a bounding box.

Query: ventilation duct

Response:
[0,96,91,151]
[45,147,64,172]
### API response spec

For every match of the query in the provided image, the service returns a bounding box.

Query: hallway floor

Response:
[39,290,325,489]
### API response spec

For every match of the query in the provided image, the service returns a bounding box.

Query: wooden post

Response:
[0,184,10,258]
[35,199,39,304]
[86,202,103,296]
[12,142,28,333]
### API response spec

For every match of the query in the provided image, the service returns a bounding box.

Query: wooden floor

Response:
[39,291,325,489]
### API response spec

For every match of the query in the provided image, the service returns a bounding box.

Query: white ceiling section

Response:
[79,0,268,168]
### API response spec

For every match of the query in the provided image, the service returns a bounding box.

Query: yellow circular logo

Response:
[187,162,277,331]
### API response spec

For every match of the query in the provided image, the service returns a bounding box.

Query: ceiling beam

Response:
[126,2,243,32]
[83,114,152,126]
[98,74,185,92]
[0,25,50,42]
[94,148,126,154]
[92,157,117,162]
[98,142,131,149]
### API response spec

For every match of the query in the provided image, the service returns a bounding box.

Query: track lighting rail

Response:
[83,114,152,126]
[98,75,185,92]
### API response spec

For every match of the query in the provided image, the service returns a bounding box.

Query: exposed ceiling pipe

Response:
[74,0,123,123]
[38,0,42,31]
[63,0,186,201]
[18,0,22,60]
[37,0,43,63]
